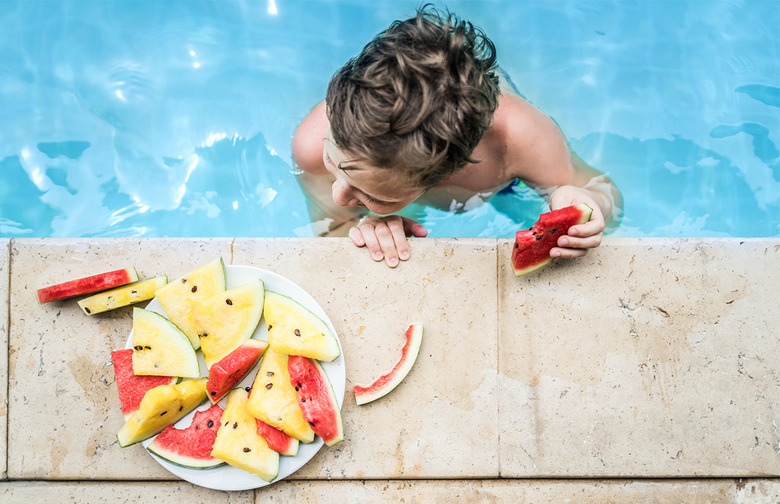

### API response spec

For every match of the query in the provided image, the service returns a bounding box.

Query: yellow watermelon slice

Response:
[78,276,167,315]
[154,258,226,350]
[117,377,208,447]
[131,308,200,378]
[246,348,315,443]
[211,388,279,482]
[264,291,340,362]
[191,279,265,368]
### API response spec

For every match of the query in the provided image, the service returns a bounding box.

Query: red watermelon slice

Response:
[111,349,178,420]
[287,355,343,446]
[36,267,139,303]
[206,339,267,404]
[353,323,423,406]
[147,404,225,469]
[256,419,299,456]
[511,203,593,276]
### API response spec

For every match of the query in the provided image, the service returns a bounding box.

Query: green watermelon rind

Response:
[288,355,344,447]
[147,405,227,470]
[511,203,593,277]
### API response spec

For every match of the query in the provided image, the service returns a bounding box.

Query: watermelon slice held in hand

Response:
[511,203,593,276]
[36,267,139,303]
[353,323,423,406]
[147,404,226,469]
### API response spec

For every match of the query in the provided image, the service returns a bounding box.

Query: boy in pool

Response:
[292,5,621,268]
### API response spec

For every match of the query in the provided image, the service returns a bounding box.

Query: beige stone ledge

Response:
[7,238,498,480]
[0,481,253,503]
[497,238,780,477]
[1,239,9,479]
[3,479,777,503]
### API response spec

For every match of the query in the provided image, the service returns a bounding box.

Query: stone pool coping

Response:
[1,237,778,502]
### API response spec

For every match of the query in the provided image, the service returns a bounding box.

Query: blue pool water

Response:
[1,0,778,238]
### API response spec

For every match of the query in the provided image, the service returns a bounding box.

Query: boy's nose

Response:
[331,179,359,207]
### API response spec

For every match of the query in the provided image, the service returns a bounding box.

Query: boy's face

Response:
[323,129,424,215]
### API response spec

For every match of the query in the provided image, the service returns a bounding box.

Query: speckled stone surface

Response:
[1,239,9,479]
[1,478,779,502]
[497,238,780,477]
[7,237,499,480]
[230,237,500,479]
[0,481,253,503]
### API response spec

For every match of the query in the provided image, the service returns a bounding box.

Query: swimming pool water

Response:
[1,0,778,238]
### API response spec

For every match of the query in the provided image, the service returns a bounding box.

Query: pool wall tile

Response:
[1,239,9,479]
[230,237,501,479]
[497,238,780,477]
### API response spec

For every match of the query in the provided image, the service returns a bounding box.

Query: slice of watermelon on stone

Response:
[111,349,178,420]
[36,267,139,303]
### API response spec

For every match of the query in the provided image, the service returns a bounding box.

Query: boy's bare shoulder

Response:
[292,100,329,175]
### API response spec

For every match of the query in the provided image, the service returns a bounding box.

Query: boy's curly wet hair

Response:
[326,4,500,189]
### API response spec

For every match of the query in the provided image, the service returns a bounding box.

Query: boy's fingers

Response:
[373,222,401,267]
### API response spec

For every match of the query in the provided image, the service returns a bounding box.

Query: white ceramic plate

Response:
[125,265,345,491]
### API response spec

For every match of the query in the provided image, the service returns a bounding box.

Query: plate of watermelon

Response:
[121,263,345,490]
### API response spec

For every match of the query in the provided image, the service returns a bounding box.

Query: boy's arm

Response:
[500,93,622,258]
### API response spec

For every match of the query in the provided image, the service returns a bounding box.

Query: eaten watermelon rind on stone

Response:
[353,323,423,406]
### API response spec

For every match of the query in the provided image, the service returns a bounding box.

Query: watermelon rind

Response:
[264,291,341,362]
[132,307,200,378]
[78,276,167,315]
[288,355,344,446]
[147,404,226,470]
[353,323,423,406]
[36,266,139,303]
[511,203,593,277]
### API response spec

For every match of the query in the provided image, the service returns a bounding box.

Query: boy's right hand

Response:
[348,215,428,268]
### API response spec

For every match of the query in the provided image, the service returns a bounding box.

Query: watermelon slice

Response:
[147,404,226,469]
[207,339,267,404]
[111,349,178,420]
[511,203,593,276]
[78,276,167,315]
[353,323,423,406]
[255,419,299,457]
[287,355,344,446]
[36,267,138,303]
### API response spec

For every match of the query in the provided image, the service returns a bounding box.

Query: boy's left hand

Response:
[349,215,428,268]
[547,185,606,258]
